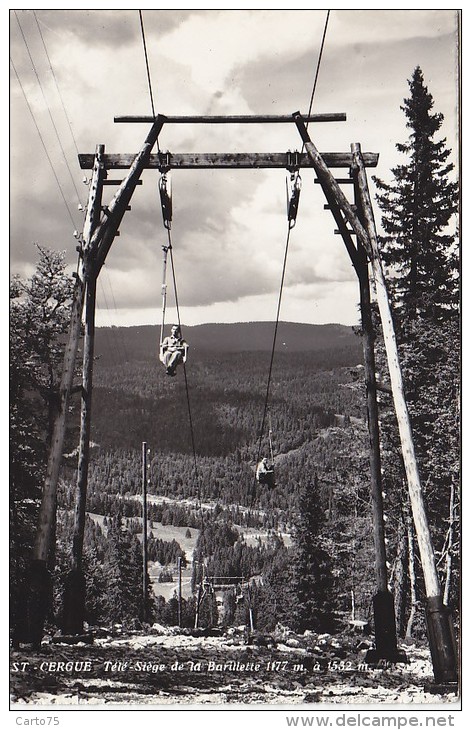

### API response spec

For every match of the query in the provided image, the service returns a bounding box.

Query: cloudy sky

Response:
[10,8,460,328]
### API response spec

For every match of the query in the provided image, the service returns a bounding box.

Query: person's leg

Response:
[162,351,173,374]
[167,351,183,375]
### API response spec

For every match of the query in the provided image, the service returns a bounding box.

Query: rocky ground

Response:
[10,625,460,708]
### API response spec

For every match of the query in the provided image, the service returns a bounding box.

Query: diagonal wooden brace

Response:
[292,111,373,263]
[91,117,165,273]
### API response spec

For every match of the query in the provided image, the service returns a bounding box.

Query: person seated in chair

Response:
[160,325,188,376]
[256,457,275,487]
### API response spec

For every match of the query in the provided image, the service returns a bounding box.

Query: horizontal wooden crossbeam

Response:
[315,177,354,184]
[79,151,379,170]
[103,179,142,186]
[325,203,357,210]
[114,113,347,124]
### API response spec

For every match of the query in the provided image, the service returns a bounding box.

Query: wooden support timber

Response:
[79,151,379,171]
[36,144,104,570]
[25,145,105,644]
[142,442,149,624]
[90,119,164,273]
[177,557,183,628]
[315,177,354,185]
[61,146,105,636]
[349,142,441,596]
[23,122,164,644]
[24,109,456,684]
[103,179,142,186]
[353,178,405,664]
[61,283,98,635]
[24,115,378,645]
[73,145,105,581]
[350,142,458,683]
[293,112,457,684]
[319,134,403,662]
[354,210,389,597]
[114,113,347,124]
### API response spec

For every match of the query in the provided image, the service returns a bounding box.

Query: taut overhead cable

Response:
[252,9,331,503]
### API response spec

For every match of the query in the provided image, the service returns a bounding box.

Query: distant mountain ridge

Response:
[95,321,361,359]
[183,322,358,352]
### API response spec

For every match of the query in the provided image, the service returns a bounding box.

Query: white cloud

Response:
[9,9,460,326]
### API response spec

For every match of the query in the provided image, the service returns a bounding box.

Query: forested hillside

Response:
[85,323,365,513]
[52,320,375,631]
[94,321,361,362]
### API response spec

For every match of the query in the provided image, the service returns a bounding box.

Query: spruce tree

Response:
[374,66,458,323]
[10,246,74,637]
[104,515,148,626]
[256,541,293,632]
[291,476,336,633]
[373,67,460,628]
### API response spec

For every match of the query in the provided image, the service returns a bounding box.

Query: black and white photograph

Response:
[9,7,462,721]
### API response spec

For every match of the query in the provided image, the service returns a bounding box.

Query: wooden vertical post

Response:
[23,123,163,645]
[304,110,401,660]
[32,283,85,568]
[21,278,85,646]
[317,135,403,661]
[351,142,457,685]
[194,583,202,630]
[356,230,388,592]
[247,582,254,634]
[293,113,456,685]
[22,145,104,645]
[72,276,97,575]
[142,442,149,623]
[62,146,105,636]
[354,180,405,663]
[61,278,97,635]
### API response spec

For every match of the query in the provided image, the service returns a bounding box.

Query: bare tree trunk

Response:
[443,482,455,606]
[392,508,408,637]
[405,507,417,639]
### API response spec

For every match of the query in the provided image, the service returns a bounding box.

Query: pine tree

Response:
[291,476,336,633]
